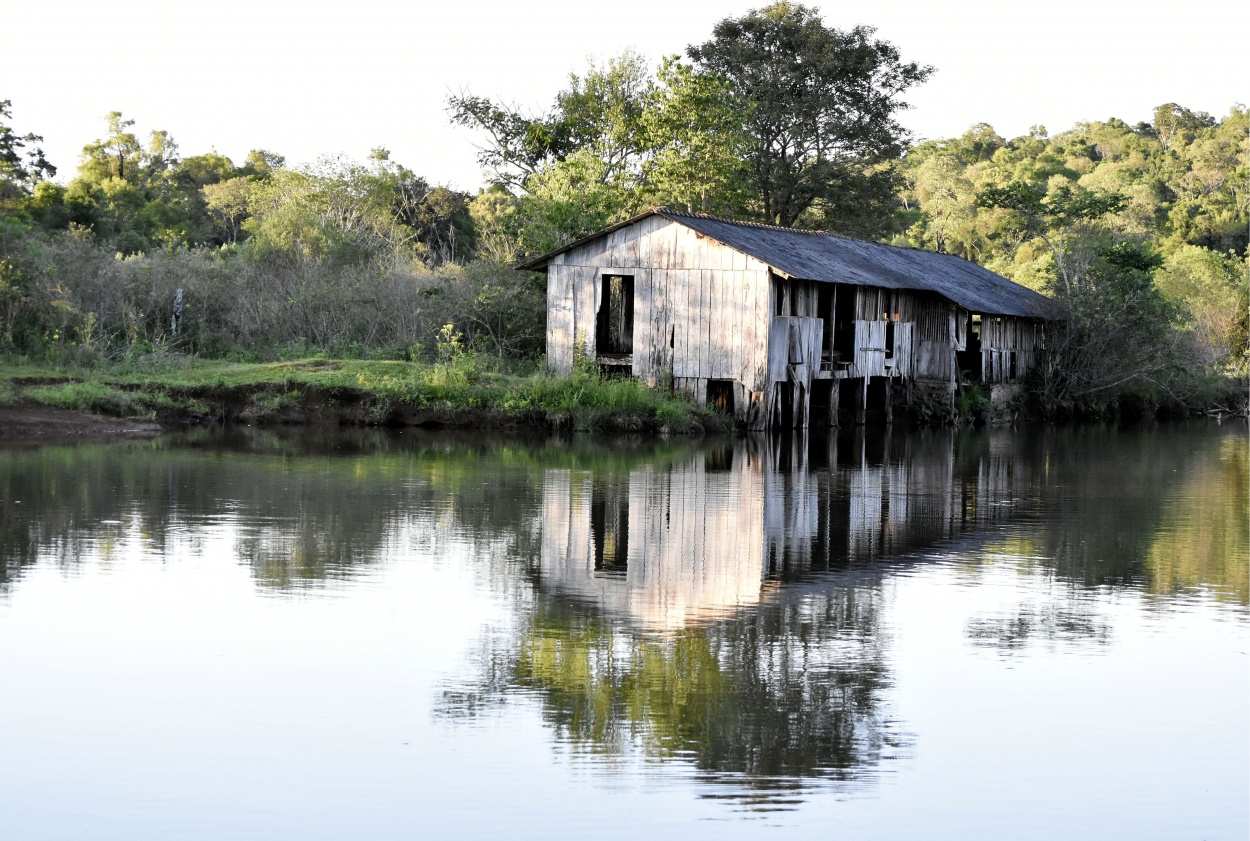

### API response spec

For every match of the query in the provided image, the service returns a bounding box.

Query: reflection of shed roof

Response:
[519,208,1057,319]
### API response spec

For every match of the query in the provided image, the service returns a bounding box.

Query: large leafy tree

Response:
[448,52,661,252]
[687,2,931,234]
[448,51,655,193]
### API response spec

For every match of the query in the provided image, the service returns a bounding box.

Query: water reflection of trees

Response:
[461,582,899,791]
[0,430,696,594]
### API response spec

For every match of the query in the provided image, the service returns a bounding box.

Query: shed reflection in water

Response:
[440,428,1105,803]
[536,431,1037,634]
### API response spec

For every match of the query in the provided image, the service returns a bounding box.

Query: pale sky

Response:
[4,0,1245,191]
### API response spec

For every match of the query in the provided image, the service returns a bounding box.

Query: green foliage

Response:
[642,57,748,215]
[977,180,1128,293]
[1155,245,1249,374]
[688,2,931,234]
[450,5,930,249]
[0,100,55,203]
[898,106,1247,405]
[22,380,173,418]
[900,105,1248,277]
[955,383,990,422]
[1029,241,1189,410]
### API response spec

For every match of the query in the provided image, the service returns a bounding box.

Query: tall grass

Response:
[0,226,545,363]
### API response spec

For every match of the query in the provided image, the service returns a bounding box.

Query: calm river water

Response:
[0,422,1246,839]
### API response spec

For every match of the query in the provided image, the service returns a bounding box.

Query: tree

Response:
[66,112,194,250]
[687,2,932,234]
[448,52,660,252]
[1155,245,1249,373]
[642,57,748,214]
[0,100,56,203]
[1033,241,1187,408]
[908,154,978,257]
[202,176,253,244]
[448,52,654,194]
[977,180,1127,294]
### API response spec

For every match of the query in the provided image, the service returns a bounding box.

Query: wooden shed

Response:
[518,209,1057,429]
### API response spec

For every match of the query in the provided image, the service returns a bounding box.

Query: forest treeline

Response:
[0,2,1245,415]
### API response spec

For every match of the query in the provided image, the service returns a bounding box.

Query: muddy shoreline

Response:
[0,406,164,442]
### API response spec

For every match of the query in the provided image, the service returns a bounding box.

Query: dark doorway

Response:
[865,376,889,424]
[957,313,982,380]
[707,379,735,416]
[810,379,834,427]
[818,285,835,366]
[596,275,634,356]
[591,484,629,577]
[833,285,855,362]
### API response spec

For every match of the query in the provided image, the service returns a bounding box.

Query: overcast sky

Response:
[4,0,1245,190]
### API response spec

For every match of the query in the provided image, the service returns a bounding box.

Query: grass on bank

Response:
[0,353,716,433]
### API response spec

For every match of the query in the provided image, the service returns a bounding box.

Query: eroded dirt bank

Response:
[0,406,163,441]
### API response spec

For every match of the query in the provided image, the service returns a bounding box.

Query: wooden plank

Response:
[768,317,791,382]
[574,266,597,358]
[663,269,676,377]
[697,267,709,378]
[673,226,689,270]
[652,220,669,270]
[706,270,720,379]
[717,271,729,380]
[633,268,652,380]
[809,318,823,369]
[729,271,742,383]
[668,270,681,377]
[725,271,738,380]
[685,270,700,378]
[658,268,672,380]
[738,270,752,386]
[636,215,654,267]
[756,271,770,389]
[547,266,573,374]
[623,223,640,265]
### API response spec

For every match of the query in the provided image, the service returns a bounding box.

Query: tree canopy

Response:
[688,2,931,233]
[449,3,930,248]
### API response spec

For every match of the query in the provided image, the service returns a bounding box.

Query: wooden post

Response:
[857,377,868,426]
[885,377,894,425]
[829,378,840,428]
[948,306,959,419]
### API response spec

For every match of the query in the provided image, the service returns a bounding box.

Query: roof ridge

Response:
[654,207,844,239]
[657,206,990,262]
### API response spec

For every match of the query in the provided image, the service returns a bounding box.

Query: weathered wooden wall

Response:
[979,316,1044,384]
[538,454,767,632]
[545,217,772,401]
[840,287,933,381]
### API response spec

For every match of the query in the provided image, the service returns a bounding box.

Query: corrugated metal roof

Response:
[518,208,1057,319]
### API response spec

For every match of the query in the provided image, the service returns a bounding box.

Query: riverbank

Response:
[0,356,728,438]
